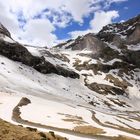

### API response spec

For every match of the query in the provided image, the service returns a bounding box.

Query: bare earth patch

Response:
[58,112,88,125]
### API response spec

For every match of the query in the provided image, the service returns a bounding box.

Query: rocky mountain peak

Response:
[97,14,140,44]
[70,33,105,52]
[0,23,11,38]
[55,33,105,54]
[55,14,140,54]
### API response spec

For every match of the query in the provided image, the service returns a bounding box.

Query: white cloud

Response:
[20,19,57,47]
[0,0,125,46]
[120,20,125,23]
[124,6,128,10]
[0,1,59,47]
[0,0,101,46]
[64,0,100,23]
[0,2,20,37]
[108,0,127,3]
[69,30,93,39]
[90,10,119,33]
[50,11,72,28]
[105,0,128,8]
[2,0,104,27]
[69,10,119,39]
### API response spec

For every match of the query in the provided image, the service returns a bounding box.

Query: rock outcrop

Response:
[0,23,11,38]
[0,24,79,79]
[55,33,105,53]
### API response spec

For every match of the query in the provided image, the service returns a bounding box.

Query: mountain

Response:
[0,14,140,140]
[53,15,140,98]
[97,14,140,44]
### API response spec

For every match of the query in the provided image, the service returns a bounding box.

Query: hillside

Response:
[0,14,140,140]
[0,118,67,140]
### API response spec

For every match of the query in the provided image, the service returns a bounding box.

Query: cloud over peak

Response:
[90,10,119,33]
[0,0,130,46]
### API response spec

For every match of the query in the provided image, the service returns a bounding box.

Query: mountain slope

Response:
[0,118,67,140]
[0,14,140,140]
[0,30,79,79]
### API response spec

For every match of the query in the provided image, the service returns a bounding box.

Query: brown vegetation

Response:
[58,113,87,125]
[105,74,132,90]
[73,125,105,135]
[0,118,67,140]
[110,135,137,140]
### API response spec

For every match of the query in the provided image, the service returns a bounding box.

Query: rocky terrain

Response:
[0,25,79,79]
[53,14,140,99]
[0,15,140,140]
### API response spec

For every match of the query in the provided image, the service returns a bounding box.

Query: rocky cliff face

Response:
[56,33,105,52]
[0,25,79,79]
[0,23,11,38]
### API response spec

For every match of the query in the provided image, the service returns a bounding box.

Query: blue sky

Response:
[55,0,140,40]
[0,0,140,47]
[109,0,140,22]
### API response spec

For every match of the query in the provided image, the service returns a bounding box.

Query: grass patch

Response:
[110,135,137,140]
[0,118,67,140]
[62,118,87,125]
[73,125,105,135]
[58,113,88,125]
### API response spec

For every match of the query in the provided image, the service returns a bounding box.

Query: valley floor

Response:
[0,91,140,140]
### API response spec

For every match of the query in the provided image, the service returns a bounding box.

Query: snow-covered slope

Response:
[0,14,140,140]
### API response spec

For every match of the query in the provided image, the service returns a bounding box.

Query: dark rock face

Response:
[69,34,104,52]
[75,60,135,75]
[0,40,35,66]
[0,39,79,79]
[86,82,125,96]
[55,39,73,49]
[127,24,140,44]
[0,23,11,38]
[96,14,140,65]
[122,50,140,68]
[55,33,105,53]
[105,74,132,90]
[112,35,126,49]
[98,46,120,61]
[39,49,70,63]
